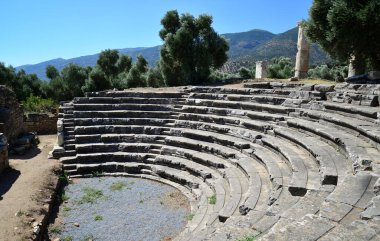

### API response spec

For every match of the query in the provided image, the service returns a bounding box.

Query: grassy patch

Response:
[80,234,94,241]
[110,181,127,191]
[94,214,103,221]
[237,235,256,241]
[15,210,25,217]
[63,206,72,212]
[78,187,104,204]
[62,236,73,241]
[298,79,336,85]
[49,225,62,235]
[92,171,103,177]
[208,195,216,205]
[185,213,195,221]
[62,206,72,217]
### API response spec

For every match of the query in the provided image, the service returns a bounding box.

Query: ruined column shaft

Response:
[255,61,268,79]
[295,24,310,79]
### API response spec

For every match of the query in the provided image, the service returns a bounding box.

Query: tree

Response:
[82,66,112,92]
[60,63,87,99]
[147,65,165,88]
[305,0,380,71]
[136,55,148,74]
[159,10,229,86]
[117,55,132,73]
[97,49,119,78]
[126,65,146,88]
[46,65,59,80]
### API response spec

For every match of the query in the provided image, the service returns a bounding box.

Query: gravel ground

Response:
[54,177,190,241]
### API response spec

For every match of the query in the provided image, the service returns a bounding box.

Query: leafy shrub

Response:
[209,70,239,82]
[239,67,251,79]
[22,95,58,113]
[308,64,348,81]
[268,57,294,79]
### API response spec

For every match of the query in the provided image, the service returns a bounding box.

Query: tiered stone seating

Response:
[53,83,380,240]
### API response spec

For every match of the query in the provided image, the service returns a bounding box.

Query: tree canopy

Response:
[159,10,229,86]
[305,0,380,71]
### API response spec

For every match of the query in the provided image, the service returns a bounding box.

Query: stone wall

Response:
[24,113,58,135]
[0,133,9,175]
[0,85,24,144]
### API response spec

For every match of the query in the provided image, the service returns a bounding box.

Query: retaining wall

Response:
[0,85,24,143]
[24,113,58,135]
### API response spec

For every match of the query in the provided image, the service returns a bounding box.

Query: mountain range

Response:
[16,27,329,80]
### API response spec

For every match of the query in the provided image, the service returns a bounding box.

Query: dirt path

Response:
[0,135,60,241]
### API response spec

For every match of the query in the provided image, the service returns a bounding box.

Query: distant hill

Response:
[16,46,160,80]
[16,27,329,80]
[222,27,329,72]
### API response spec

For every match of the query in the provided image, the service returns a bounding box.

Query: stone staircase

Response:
[52,82,380,240]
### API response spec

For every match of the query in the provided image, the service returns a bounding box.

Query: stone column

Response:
[0,133,9,175]
[49,119,65,159]
[255,61,268,79]
[348,57,356,78]
[294,23,310,79]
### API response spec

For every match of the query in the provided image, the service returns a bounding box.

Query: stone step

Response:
[299,108,380,148]
[259,136,308,196]
[184,99,295,115]
[74,118,175,126]
[64,126,74,132]
[74,125,170,135]
[75,143,160,154]
[165,136,236,159]
[174,111,273,137]
[61,152,148,164]
[259,214,335,240]
[273,127,342,185]
[73,103,175,111]
[73,110,178,119]
[85,91,185,98]
[323,101,379,119]
[75,96,186,104]
[170,128,252,150]
[64,144,75,151]
[324,172,373,211]
[287,117,378,172]
[318,220,379,241]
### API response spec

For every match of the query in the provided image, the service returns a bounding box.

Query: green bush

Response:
[268,57,294,79]
[308,64,348,81]
[239,67,251,79]
[22,95,58,113]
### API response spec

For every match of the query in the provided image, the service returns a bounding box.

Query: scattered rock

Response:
[288,77,299,82]
[238,205,251,215]
[74,222,80,227]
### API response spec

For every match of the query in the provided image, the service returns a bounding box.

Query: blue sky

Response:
[1,0,313,67]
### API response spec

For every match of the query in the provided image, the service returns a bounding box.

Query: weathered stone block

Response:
[255,61,268,79]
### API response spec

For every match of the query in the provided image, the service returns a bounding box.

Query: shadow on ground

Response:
[0,167,21,198]
[9,146,42,160]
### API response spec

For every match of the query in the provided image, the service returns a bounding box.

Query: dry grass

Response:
[298,79,336,84]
